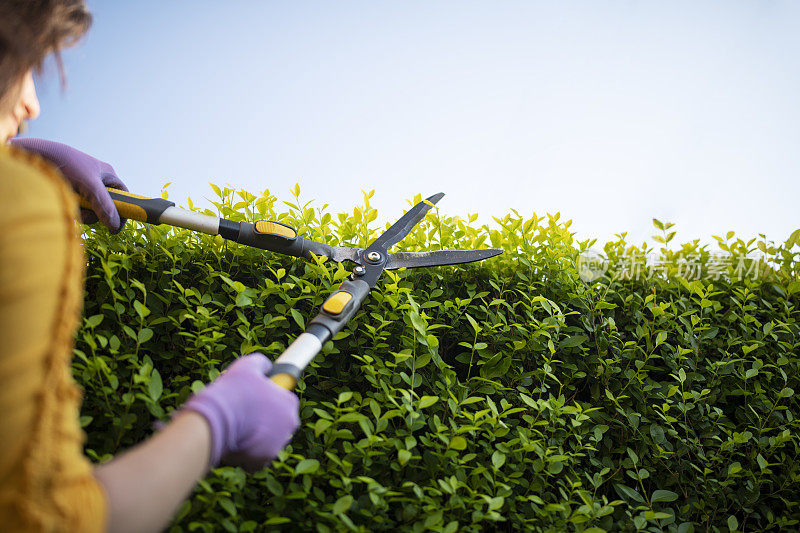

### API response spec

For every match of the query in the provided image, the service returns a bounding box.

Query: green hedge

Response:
[73,185,800,532]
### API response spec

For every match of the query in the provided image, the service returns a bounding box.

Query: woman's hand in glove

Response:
[10,138,128,233]
[181,353,301,473]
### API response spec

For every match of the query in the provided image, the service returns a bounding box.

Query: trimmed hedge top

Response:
[74,185,800,532]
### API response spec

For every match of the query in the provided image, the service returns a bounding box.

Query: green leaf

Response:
[133,300,150,319]
[727,515,739,532]
[418,396,439,409]
[465,314,480,334]
[492,451,506,469]
[219,498,237,517]
[265,476,284,496]
[295,459,320,475]
[86,314,104,328]
[235,292,253,307]
[519,393,537,408]
[147,369,162,401]
[449,437,467,450]
[655,331,667,347]
[337,391,353,403]
[264,517,290,525]
[559,335,588,348]
[424,510,443,528]
[416,352,432,368]
[409,311,427,335]
[595,301,617,310]
[138,328,153,344]
[398,449,411,466]
[487,496,504,511]
[649,425,666,444]
[314,419,332,437]
[626,447,639,464]
[480,352,512,379]
[332,495,353,514]
[786,228,800,248]
[461,397,483,406]
[338,412,365,423]
[788,281,800,296]
[614,483,645,503]
[289,308,305,329]
[651,489,678,503]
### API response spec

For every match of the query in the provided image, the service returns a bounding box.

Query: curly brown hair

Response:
[0,0,91,108]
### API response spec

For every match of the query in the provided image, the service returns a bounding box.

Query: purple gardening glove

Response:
[9,138,128,233]
[181,353,301,472]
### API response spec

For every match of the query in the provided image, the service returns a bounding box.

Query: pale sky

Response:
[25,1,800,248]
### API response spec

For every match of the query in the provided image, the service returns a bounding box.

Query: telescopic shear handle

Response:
[267,279,371,390]
[78,188,175,224]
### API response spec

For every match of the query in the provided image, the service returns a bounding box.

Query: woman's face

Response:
[1,70,40,142]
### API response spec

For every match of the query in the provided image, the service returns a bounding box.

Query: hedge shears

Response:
[81,189,502,390]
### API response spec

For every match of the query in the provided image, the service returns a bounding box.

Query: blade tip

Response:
[426,192,445,204]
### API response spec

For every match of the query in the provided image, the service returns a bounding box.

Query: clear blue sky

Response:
[26,0,799,247]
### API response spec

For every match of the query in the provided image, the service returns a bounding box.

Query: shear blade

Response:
[385,248,503,270]
[326,245,362,263]
[367,192,444,253]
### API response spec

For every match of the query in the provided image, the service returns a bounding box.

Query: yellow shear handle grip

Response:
[270,373,297,390]
[78,188,175,224]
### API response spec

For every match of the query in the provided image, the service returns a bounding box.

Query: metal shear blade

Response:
[367,192,445,253]
[384,248,503,270]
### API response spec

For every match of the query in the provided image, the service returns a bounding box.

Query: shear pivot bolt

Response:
[366,251,382,263]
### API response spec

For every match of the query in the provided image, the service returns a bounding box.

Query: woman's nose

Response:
[20,71,40,120]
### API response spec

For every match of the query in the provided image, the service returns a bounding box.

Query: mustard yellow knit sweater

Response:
[0,144,107,531]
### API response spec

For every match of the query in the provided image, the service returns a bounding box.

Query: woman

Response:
[0,2,300,531]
